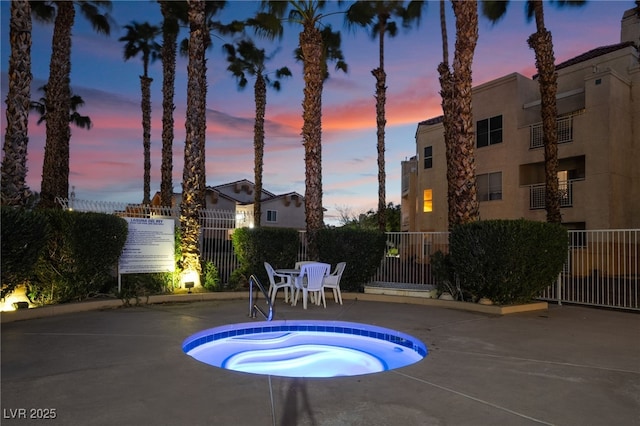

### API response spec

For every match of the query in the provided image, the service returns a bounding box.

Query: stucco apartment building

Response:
[151,179,306,230]
[402,8,639,232]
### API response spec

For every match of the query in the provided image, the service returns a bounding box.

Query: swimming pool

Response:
[182,320,427,378]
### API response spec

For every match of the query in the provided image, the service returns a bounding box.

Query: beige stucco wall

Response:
[258,197,305,230]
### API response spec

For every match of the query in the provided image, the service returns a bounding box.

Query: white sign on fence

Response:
[118,218,175,274]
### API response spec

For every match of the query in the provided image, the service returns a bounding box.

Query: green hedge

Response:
[230,227,299,288]
[1,207,50,299]
[230,227,385,292]
[29,210,128,304]
[449,219,568,304]
[317,228,386,292]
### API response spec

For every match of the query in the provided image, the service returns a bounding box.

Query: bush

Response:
[230,227,299,288]
[317,228,386,292]
[118,273,165,305]
[430,250,462,299]
[1,207,50,298]
[201,260,221,291]
[29,210,128,304]
[449,219,568,304]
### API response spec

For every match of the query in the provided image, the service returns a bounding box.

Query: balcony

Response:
[529,115,575,149]
[529,180,579,209]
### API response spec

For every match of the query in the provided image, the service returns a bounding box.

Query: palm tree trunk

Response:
[141,75,153,204]
[373,21,387,232]
[528,1,561,223]
[1,0,32,207]
[180,0,206,282]
[449,0,479,226]
[373,68,387,231]
[300,22,324,260]
[40,0,74,209]
[160,1,176,207]
[254,74,267,227]
[438,0,458,229]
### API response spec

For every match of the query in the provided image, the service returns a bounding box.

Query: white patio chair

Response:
[264,262,293,304]
[294,260,317,269]
[292,262,331,309]
[294,261,319,303]
[323,262,346,305]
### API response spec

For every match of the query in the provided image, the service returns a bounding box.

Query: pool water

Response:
[182,320,427,378]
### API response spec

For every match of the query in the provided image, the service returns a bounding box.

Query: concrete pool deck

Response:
[1,294,639,425]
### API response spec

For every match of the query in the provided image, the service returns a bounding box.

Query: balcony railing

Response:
[530,115,574,149]
[529,180,576,209]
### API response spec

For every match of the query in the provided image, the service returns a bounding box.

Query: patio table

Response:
[275,269,304,305]
[275,268,299,288]
[275,268,300,275]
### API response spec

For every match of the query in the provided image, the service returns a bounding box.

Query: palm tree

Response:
[345,1,426,231]
[223,39,292,227]
[482,0,585,223]
[252,1,347,259]
[119,21,162,205]
[438,0,480,228]
[1,0,32,207]
[159,1,230,208]
[437,0,457,228]
[37,1,112,209]
[30,85,92,129]
[178,1,234,56]
[180,0,208,285]
[158,1,187,207]
[528,0,561,223]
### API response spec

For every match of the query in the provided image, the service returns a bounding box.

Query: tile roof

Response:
[418,115,444,126]
[547,41,636,75]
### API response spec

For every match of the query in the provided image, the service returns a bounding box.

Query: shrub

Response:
[1,207,49,299]
[317,228,386,292]
[228,268,249,290]
[230,227,299,288]
[449,219,568,304]
[164,225,182,292]
[29,210,128,304]
[201,260,221,291]
[118,273,165,305]
[430,250,462,299]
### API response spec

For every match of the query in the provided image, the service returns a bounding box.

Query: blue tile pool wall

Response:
[183,324,427,357]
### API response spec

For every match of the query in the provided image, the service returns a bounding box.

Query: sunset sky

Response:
[0,1,635,224]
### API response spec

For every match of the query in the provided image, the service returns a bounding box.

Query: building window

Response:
[477,172,502,201]
[266,210,277,222]
[477,115,503,147]
[423,146,433,169]
[423,189,433,212]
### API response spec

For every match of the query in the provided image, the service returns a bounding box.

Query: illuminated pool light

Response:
[182,320,427,378]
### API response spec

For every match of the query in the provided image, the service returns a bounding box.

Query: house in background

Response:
[402,7,639,232]
[151,178,306,230]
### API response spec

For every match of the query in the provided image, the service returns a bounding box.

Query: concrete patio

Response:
[1,295,639,425]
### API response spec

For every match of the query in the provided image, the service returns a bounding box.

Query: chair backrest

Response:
[324,262,346,286]
[264,262,277,285]
[332,262,346,278]
[299,262,330,291]
[295,260,317,270]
